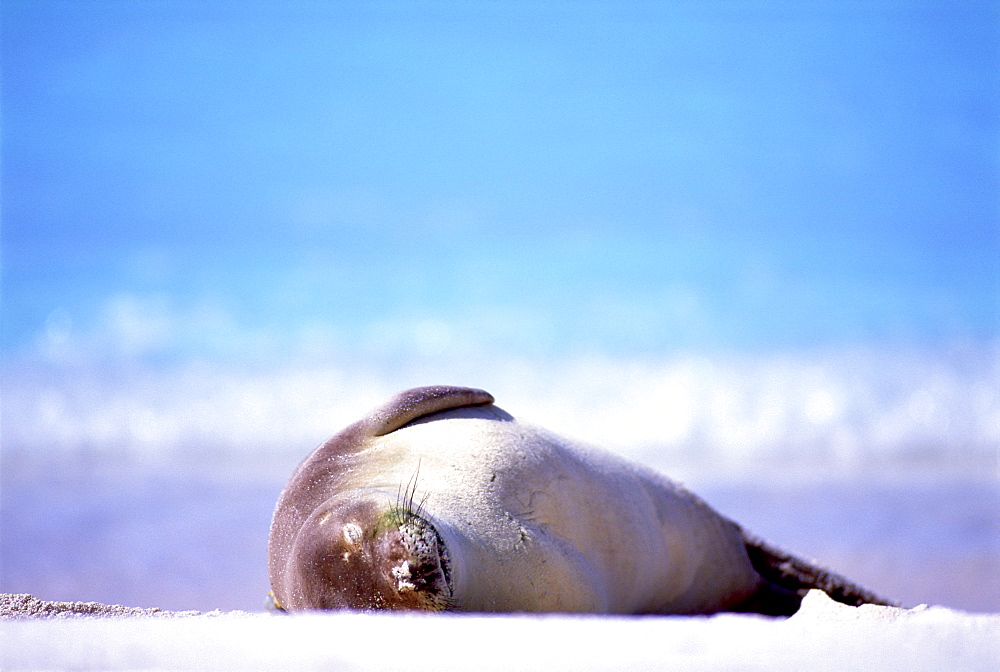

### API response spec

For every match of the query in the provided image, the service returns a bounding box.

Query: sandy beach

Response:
[3,590,998,671]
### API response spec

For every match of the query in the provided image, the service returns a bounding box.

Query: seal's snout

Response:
[378,513,452,610]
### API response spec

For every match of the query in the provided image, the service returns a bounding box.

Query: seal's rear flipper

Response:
[737,533,897,616]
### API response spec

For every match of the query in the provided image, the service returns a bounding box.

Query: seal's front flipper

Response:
[366,386,495,436]
[738,533,897,616]
[265,591,287,613]
[309,386,496,464]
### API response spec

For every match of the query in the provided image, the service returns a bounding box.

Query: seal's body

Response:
[268,386,889,615]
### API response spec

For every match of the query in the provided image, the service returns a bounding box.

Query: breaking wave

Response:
[5,340,997,480]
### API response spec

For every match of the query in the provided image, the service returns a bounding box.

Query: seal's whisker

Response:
[403,459,422,517]
[416,490,431,516]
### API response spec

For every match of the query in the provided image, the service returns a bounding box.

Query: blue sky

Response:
[3,1,997,364]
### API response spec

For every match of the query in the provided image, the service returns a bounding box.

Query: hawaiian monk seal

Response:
[268,385,891,615]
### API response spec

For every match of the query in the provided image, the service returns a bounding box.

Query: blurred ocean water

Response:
[2,345,998,613]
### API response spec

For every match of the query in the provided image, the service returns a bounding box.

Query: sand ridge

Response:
[0,593,247,620]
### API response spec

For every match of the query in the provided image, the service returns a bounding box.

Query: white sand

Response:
[2,591,998,671]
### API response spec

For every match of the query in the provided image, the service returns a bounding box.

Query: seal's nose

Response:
[377,514,453,610]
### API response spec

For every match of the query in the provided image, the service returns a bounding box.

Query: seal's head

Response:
[279,496,452,611]
[269,386,495,612]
